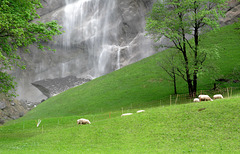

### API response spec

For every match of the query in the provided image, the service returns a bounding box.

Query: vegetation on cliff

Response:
[0,0,63,97]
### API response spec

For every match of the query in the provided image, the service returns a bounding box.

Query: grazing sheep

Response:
[193,98,200,102]
[198,95,213,101]
[213,94,223,99]
[77,118,91,125]
[121,113,133,117]
[137,110,145,113]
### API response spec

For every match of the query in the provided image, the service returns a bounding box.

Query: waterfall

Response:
[63,0,121,77]
[117,47,121,70]
[15,0,156,101]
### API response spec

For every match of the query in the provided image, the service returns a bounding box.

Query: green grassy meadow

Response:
[20,23,240,120]
[0,97,240,153]
[0,24,239,153]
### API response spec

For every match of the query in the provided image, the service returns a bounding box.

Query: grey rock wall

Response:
[11,0,239,103]
[220,2,240,26]
[13,0,156,102]
[0,97,36,125]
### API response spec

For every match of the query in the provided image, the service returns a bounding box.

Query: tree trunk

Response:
[173,73,177,94]
[187,77,194,98]
[193,3,199,98]
[193,73,197,97]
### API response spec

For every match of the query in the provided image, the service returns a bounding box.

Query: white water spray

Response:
[63,0,121,77]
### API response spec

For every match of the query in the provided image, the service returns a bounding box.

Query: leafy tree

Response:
[0,0,63,97]
[158,50,180,94]
[146,0,227,97]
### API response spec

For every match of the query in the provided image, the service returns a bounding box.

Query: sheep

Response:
[198,95,213,101]
[213,94,223,99]
[193,98,200,102]
[77,118,91,125]
[137,110,145,113]
[121,113,133,117]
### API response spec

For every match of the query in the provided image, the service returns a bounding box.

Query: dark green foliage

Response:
[234,18,240,33]
[0,0,63,97]
[145,0,227,97]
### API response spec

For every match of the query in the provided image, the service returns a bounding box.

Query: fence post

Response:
[175,94,178,105]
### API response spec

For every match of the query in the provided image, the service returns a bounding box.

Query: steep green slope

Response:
[1,97,239,153]
[21,23,240,120]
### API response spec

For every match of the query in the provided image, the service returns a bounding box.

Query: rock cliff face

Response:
[220,1,240,26]
[13,0,157,101]
[0,96,40,125]
[11,0,240,102]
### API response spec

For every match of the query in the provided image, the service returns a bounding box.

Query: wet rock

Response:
[38,0,67,16]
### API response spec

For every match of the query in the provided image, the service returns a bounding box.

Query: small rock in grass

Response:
[198,108,206,112]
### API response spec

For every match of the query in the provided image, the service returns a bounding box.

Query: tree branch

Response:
[176,68,187,82]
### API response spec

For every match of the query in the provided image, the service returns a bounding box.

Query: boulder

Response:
[0,102,6,110]
[0,119,4,125]
[32,76,91,98]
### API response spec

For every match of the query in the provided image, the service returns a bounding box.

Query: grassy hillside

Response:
[0,97,239,153]
[19,23,240,120]
[0,23,239,153]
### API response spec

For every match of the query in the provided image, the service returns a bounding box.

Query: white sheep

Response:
[121,113,133,117]
[198,95,213,101]
[193,98,200,102]
[213,94,223,99]
[77,118,91,125]
[137,110,145,113]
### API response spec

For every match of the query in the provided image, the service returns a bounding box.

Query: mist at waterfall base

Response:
[15,0,158,102]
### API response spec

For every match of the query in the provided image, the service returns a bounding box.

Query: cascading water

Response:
[14,0,156,101]
[63,0,121,77]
